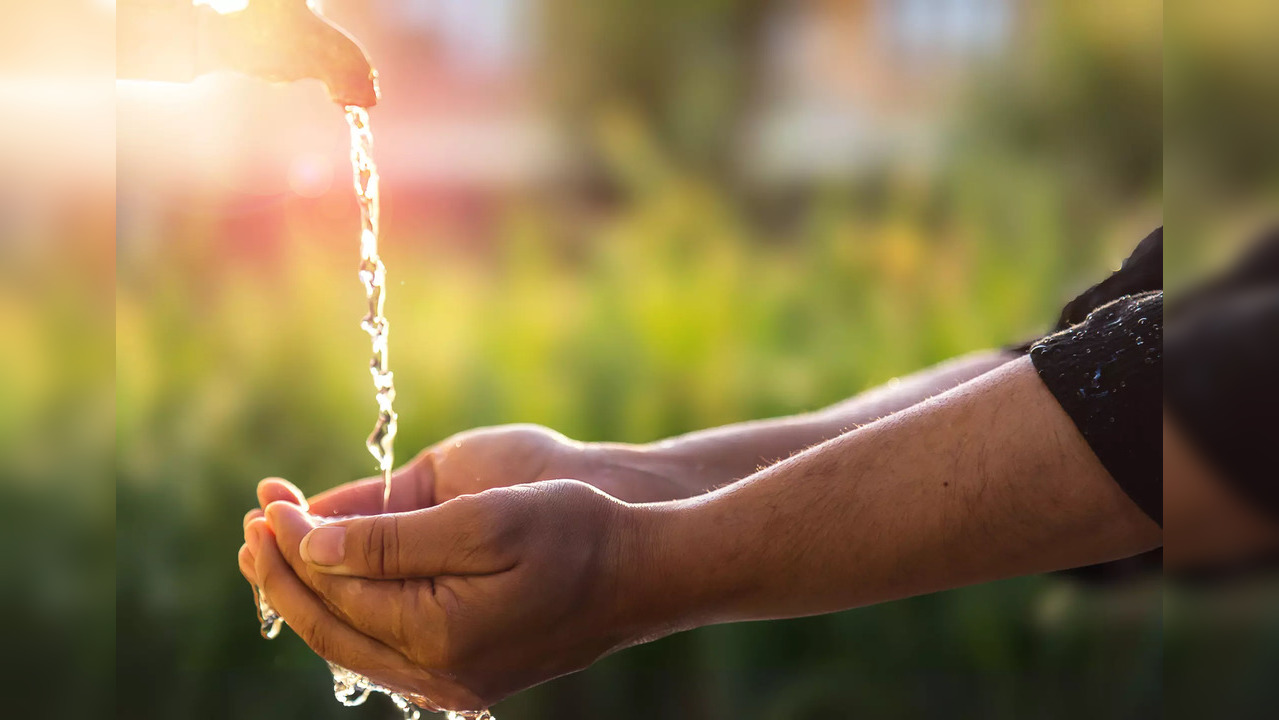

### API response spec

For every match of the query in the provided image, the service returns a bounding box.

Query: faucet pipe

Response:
[117,0,378,108]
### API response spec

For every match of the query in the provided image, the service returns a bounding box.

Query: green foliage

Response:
[113,171,1157,719]
[110,2,1163,718]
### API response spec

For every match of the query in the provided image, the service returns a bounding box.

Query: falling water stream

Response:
[347,105,399,511]
[253,106,492,720]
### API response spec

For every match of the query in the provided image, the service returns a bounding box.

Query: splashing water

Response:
[255,587,282,640]
[328,662,494,720]
[251,107,493,720]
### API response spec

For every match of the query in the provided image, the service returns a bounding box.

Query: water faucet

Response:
[118,0,379,108]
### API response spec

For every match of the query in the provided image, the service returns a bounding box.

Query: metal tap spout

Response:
[118,0,379,108]
[201,0,379,107]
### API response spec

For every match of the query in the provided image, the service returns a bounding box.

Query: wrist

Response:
[605,499,698,644]
[575,443,702,503]
[611,494,753,641]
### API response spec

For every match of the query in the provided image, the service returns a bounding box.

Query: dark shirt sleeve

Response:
[1011,227,1163,354]
[1167,287,1279,523]
[1028,292,1164,525]
[1054,227,1163,330]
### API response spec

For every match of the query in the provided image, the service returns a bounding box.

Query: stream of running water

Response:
[252,106,492,720]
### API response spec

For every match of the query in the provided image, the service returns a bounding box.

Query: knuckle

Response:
[387,516,403,575]
[362,516,399,576]
[485,492,528,542]
[451,494,523,570]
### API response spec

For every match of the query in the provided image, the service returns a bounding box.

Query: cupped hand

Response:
[247,481,658,712]
[239,424,691,590]
[309,424,588,517]
[249,424,689,522]
[242,425,577,528]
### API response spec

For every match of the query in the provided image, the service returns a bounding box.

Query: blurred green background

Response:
[110,1,1164,718]
[1163,3,1279,720]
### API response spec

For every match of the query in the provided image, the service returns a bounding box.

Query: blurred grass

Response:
[108,2,1164,719]
[112,176,1159,720]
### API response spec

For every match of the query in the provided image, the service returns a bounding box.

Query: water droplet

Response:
[256,586,283,639]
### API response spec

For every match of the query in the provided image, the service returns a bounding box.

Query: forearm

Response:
[622,357,1160,635]
[591,350,1017,496]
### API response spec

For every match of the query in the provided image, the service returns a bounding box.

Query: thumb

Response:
[299,494,514,579]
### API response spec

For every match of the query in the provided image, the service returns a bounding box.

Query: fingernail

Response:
[281,479,310,510]
[301,526,346,566]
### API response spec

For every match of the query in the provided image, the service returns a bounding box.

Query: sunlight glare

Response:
[194,0,250,13]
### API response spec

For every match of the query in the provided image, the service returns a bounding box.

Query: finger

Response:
[244,508,264,529]
[245,518,271,620]
[308,452,435,518]
[258,477,309,512]
[266,501,443,650]
[307,478,391,518]
[250,521,430,695]
[238,543,258,586]
[296,492,514,579]
[245,516,273,587]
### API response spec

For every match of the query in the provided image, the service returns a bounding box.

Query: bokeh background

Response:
[111,1,1167,719]
[0,0,115,715]
[1164,3,1279,720]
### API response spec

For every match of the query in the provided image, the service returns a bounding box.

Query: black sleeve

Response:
[1166,288,1279,523]
[1011,227,1163,354]
[1028,292,1164,525]
[1053,227,1163,331]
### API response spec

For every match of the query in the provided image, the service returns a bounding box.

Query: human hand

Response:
[248,425,691,521]
[246,481,662,712]
[239,424,693,592]
[398,424,694,506]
